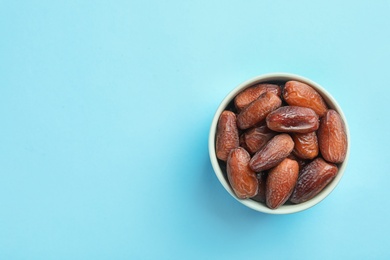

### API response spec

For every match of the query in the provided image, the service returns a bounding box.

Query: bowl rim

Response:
[208,72,350,214]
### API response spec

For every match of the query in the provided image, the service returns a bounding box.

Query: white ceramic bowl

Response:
[209,73,350,214]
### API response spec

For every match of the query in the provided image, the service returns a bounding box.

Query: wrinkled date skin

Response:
[283,81,328,117]
[292,132,319,159]
[237,92,282,130]
[251,172,267,203]
[249,134,294,172]
[216,110,239,161]
[227,148,258,199]
[266,106,319,133]
[241,125,276,154]
[266,158,299,209]
[290,158,338,204]
[318,109,347,163]
[234,83,281,111]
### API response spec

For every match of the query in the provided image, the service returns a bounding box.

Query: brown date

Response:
[283,81,328,117]
[251,172,267,203]
[234,83,281,111]
[266,106,319,133]
[249,134,294,172]
[227,147,258,199]
[290,158,338,204]
[237,91,282,130]
[318,109,347,163]
[216,110,239,161]
[292,132,319,160]
[266,158,299,209]
[241,125,276,154]
[287,153,308,170]
[239,133,249,151]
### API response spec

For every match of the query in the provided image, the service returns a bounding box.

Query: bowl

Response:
[208,73,350,214]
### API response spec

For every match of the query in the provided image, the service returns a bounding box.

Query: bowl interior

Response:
[209,73,350,214]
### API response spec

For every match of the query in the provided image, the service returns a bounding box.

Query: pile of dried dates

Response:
[216,81,347,209]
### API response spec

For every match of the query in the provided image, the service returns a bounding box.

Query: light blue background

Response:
[1,1,389,259]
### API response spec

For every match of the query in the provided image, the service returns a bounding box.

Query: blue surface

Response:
[1,0,389,259]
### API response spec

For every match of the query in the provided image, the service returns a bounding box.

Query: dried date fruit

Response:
[216,110,239,161]
[292,132,319,159]
[249,134,294,172]
[266,158,299,209]
[241,125,276,154]
[237,91,282,130]
[318,109,347,163]
[283,81,328,117]
[290,158,338,204]
[287,154,308,170]
[234,83,281,111]
[266,106,319,133]
[239,133,249,151]
[227,147,258,199]
[251,172,267,203]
